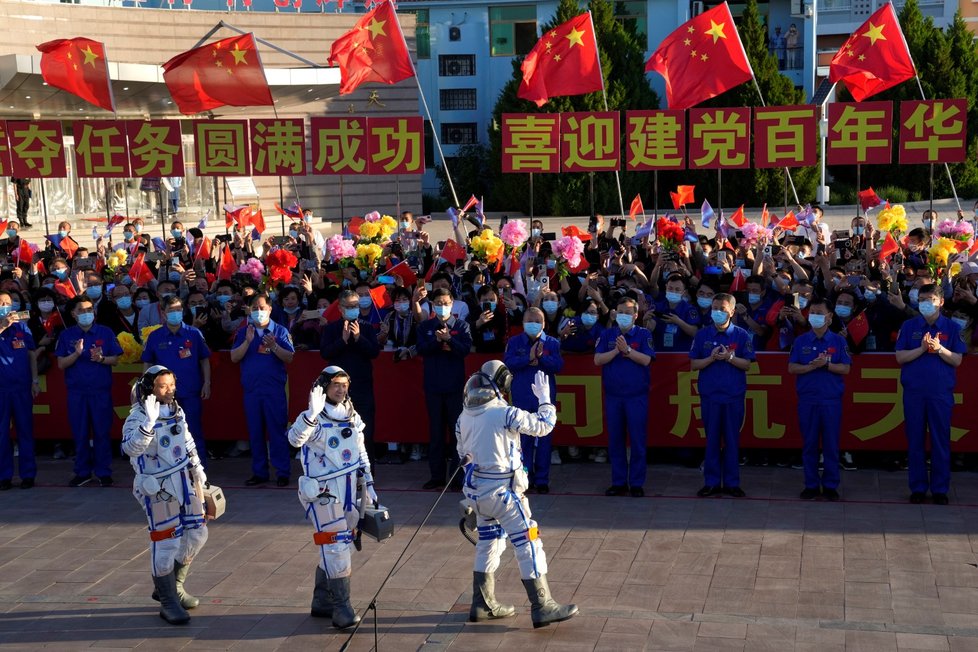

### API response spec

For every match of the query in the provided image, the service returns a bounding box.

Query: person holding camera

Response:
[0,290,39,490]
[471,285,508,353]
[122,366,209,625]
[649,273,701,352]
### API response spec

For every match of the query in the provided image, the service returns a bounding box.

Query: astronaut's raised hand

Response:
[143,394,160,424]
[308,386,326,417]
[531,370,550,404]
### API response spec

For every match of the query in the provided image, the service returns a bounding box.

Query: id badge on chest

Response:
[663,324,677,349]
[865,335,877,351]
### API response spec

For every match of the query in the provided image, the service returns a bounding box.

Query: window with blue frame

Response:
[489,5,537,57]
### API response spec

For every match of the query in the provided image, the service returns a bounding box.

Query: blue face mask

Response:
[835,305,852,319]
[616,313,633,330]
[58,230,68,238]
[952,316,969,330]
[358,296,372,309]
[53,268,68,280]
[86,286,102,299]
[171,230,183,239]
[852,227,865,236]
[711,310,729,326]
[76,313,95,327]
[401,221,410,230]
[0,306,11,318]
[697,296,713,309]
[395,301,411,314]
[135,298,151,309]
[581,313,598,328]
[284,305,301,314]
[5,229,16,238]
[546,259,556,270]
[918,300,937,317]
[122,275,133,285]
[217,295,232,305]
[289,230,298,239]
[124,232,134,242]
[434,304,452,320]
[10,300,20,311]
[808,313,827,329]
[486,301,497,312]
[666,291,683,304]
[524,322,543,337]
[748,293,762,305]
[168,271,182,282]
[166,311,184,326]
[38,299,55,313]
[908,289,919,305]
[542,300,559,314]
[116,296,132,310]
[251,309,270,324]
[531,228,541,238]
[864,290,877,302]
[343,308,360,321]
[798,296,809,309]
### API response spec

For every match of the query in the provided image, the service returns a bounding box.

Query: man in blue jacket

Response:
[0,291,38,489]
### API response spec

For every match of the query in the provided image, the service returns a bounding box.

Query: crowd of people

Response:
[1,200,977,505]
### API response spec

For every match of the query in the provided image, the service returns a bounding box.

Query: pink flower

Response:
[364,211,381,223]
[739,222,762,247]
[936,219,974,241]
[553,235,584,269]
[500,219,529,248]
[326,234,357,261]
[237,257,266,281]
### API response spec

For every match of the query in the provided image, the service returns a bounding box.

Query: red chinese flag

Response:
[194,236,212,264]
[829,3,915,102]
[518,12,603,107]
[328,1,415,95]
[347,216,365,237]
[848,312,870,346]
[729,205,746,228]
[969,238,978,257]
[250,209,266,235]
[218,244,237,281]
[629,194,644,221]
[729,268,746,293]
[386,260,418,287]
[879,231,900,260]
[859,187,883,212]
[646,2,752,110]
[60,236,79,259]
[760,204,770,228]
[439,239,467,265]
[561,225,592,242]
[17,239,35,265]
[777,211,799,231]
[369,285,392,310]
[129,252,156,287]
[54,279,76,299]
[37,38,115,112]
[324,301,342,323]
[162,34,273,115]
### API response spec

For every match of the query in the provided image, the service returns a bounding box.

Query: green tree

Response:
[486,0,659,216]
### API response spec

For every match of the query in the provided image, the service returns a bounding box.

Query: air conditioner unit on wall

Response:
[447,60,462,75]
[449,26,461,41]
[445,128,468,144]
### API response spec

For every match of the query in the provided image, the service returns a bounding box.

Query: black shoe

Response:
[697,485,721,497]
[98,476,114,487]
[536,484,549,494]
[0,479,11,491]
[629,486,644,498]
[245,476,268,486]
[69,474,91,487]
[822,488,840,502]
[422,479,445,490]
[799,488,820,500]
[723,486,746,498]
[909,492,926,504]
[604,485,628,497]
[19,478,34,490]
[276,476,289,487]
[932,493,949,505]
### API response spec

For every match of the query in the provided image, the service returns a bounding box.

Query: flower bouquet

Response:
[326,234,357,265]
[877,204,908,235]
[358,211,398,244]
[470,229,504,265]
[656,217,685,251]
[266,249,298,286]
[354,243,383,272]
[551,235,585,278]
[117,332,142,364]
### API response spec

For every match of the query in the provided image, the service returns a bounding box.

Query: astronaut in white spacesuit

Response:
[288,365,378,630]
[457,360,578,628]
[122,365,208,626]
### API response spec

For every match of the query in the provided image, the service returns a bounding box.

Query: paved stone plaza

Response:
[1,456,977,651]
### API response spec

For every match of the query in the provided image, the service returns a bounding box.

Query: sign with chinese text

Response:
[367,116,424,175]
[501,113,561,173]
[625,110,685,171]
[688,108,750,169]
[753,106,817,168]
[0,121,10,177]
[73,121,130,178]
[7,121,67,178]
[310,117,368,175]
[827,102,893,165]
[899,99,968,165]
[127,120,185,177]
[250,118,306,176]
[193,120,251,176]
[561,111,620,172]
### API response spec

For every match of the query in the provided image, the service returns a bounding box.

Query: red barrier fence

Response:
[30,352,978,451]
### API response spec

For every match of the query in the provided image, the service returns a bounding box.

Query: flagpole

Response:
[652,171,658,218]
[749,78,800,206]
[587,11,626,220]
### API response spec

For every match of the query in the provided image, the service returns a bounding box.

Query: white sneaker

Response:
[410,444,422,462]
[594,448,608,463]
[550,450,562,465]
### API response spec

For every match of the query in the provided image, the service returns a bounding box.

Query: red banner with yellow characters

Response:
[366,116,425,175]
[625,109,686,171]
[501,113,561,174]
[250,118,306,177]
[753,106,817,169]
[310,116,368,175]
[7,120,67,178]
[899,99,968,165]
[193,119,251,177]
[687,107,751,170]
[27,352,978,452]
[0,121,11,177]
[74,120,131,178]
[126,120,185,177]
[827,101,893,165]
[561,111,620,173]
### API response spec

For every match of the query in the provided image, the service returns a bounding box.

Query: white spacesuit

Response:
[121,365,208,626]
[456,360,578,628]
[288,365,377,630]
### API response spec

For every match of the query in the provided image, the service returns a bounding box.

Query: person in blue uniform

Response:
[690,293,755,498]
[735,275,773,351]
[416,288,472,490]
[560,299,604,353]
[141,296,212,463]
[504,307,564,494]
[894,284,965,505]
[651,274,700,352]
[56,297,123,487]
[230,293,295,487]
[787,299,851,501]
[0,291,39,489]
[594,297,654,497]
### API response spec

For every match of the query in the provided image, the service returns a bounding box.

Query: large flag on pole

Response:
[328,1,415,95]
[162,33,274,114]
[37,38,115,112]
[646,2,753,110]
[517,12,603,107]
[828,3,915,101]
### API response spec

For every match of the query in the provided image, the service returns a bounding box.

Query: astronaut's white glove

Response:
[531,370,550,404]
[194,466,208,489]
[366,483,379,506]
[142,395,160,430]
[307,386,326,418]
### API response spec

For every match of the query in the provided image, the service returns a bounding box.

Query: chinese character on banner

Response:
[688,108,750,169]
[561,111,620,172]
[899,99,968,165]
[367,116,424,175]
[127,120,185,177]
[310,117,368,175]
[0,121,10,177]
[501,113,560,174]
[753,106,817,169]
[625,110,685,171]
[250,119,306,176]
[194,120,251,177]
[73,121,131,178]
[7,121,67,178]
[827,102,893,165]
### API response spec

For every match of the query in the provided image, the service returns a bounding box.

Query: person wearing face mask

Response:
[141,296,212,464]
[895,284,966,505]
[734,276,773,351]
[55,297,123,487]
[561,299,604,353]
[352,280,385,332]
[650,275,701,353]
[379,287,418,360]
[690,294,756,498]
[231,293,296,487]
[504,308,564,494]
[470,285,508,353]
[320,290,381,460]
[904,228,930,271]
[768,280,813,351]
[417,288,473,490]
[594,297,654,497]
[694,282,718,322]
[788,299,852,501]
[0,290,39,490]
[27,288,65,374]
[272,286,305,332]
[100,284,141,340]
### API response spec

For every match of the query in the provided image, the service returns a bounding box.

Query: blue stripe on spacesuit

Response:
[511,491,538,575]
[477,523,504,540]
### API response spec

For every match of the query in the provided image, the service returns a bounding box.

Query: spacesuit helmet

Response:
[463,360,513,408]
[132,365,175,405]
[313,365,351,403]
